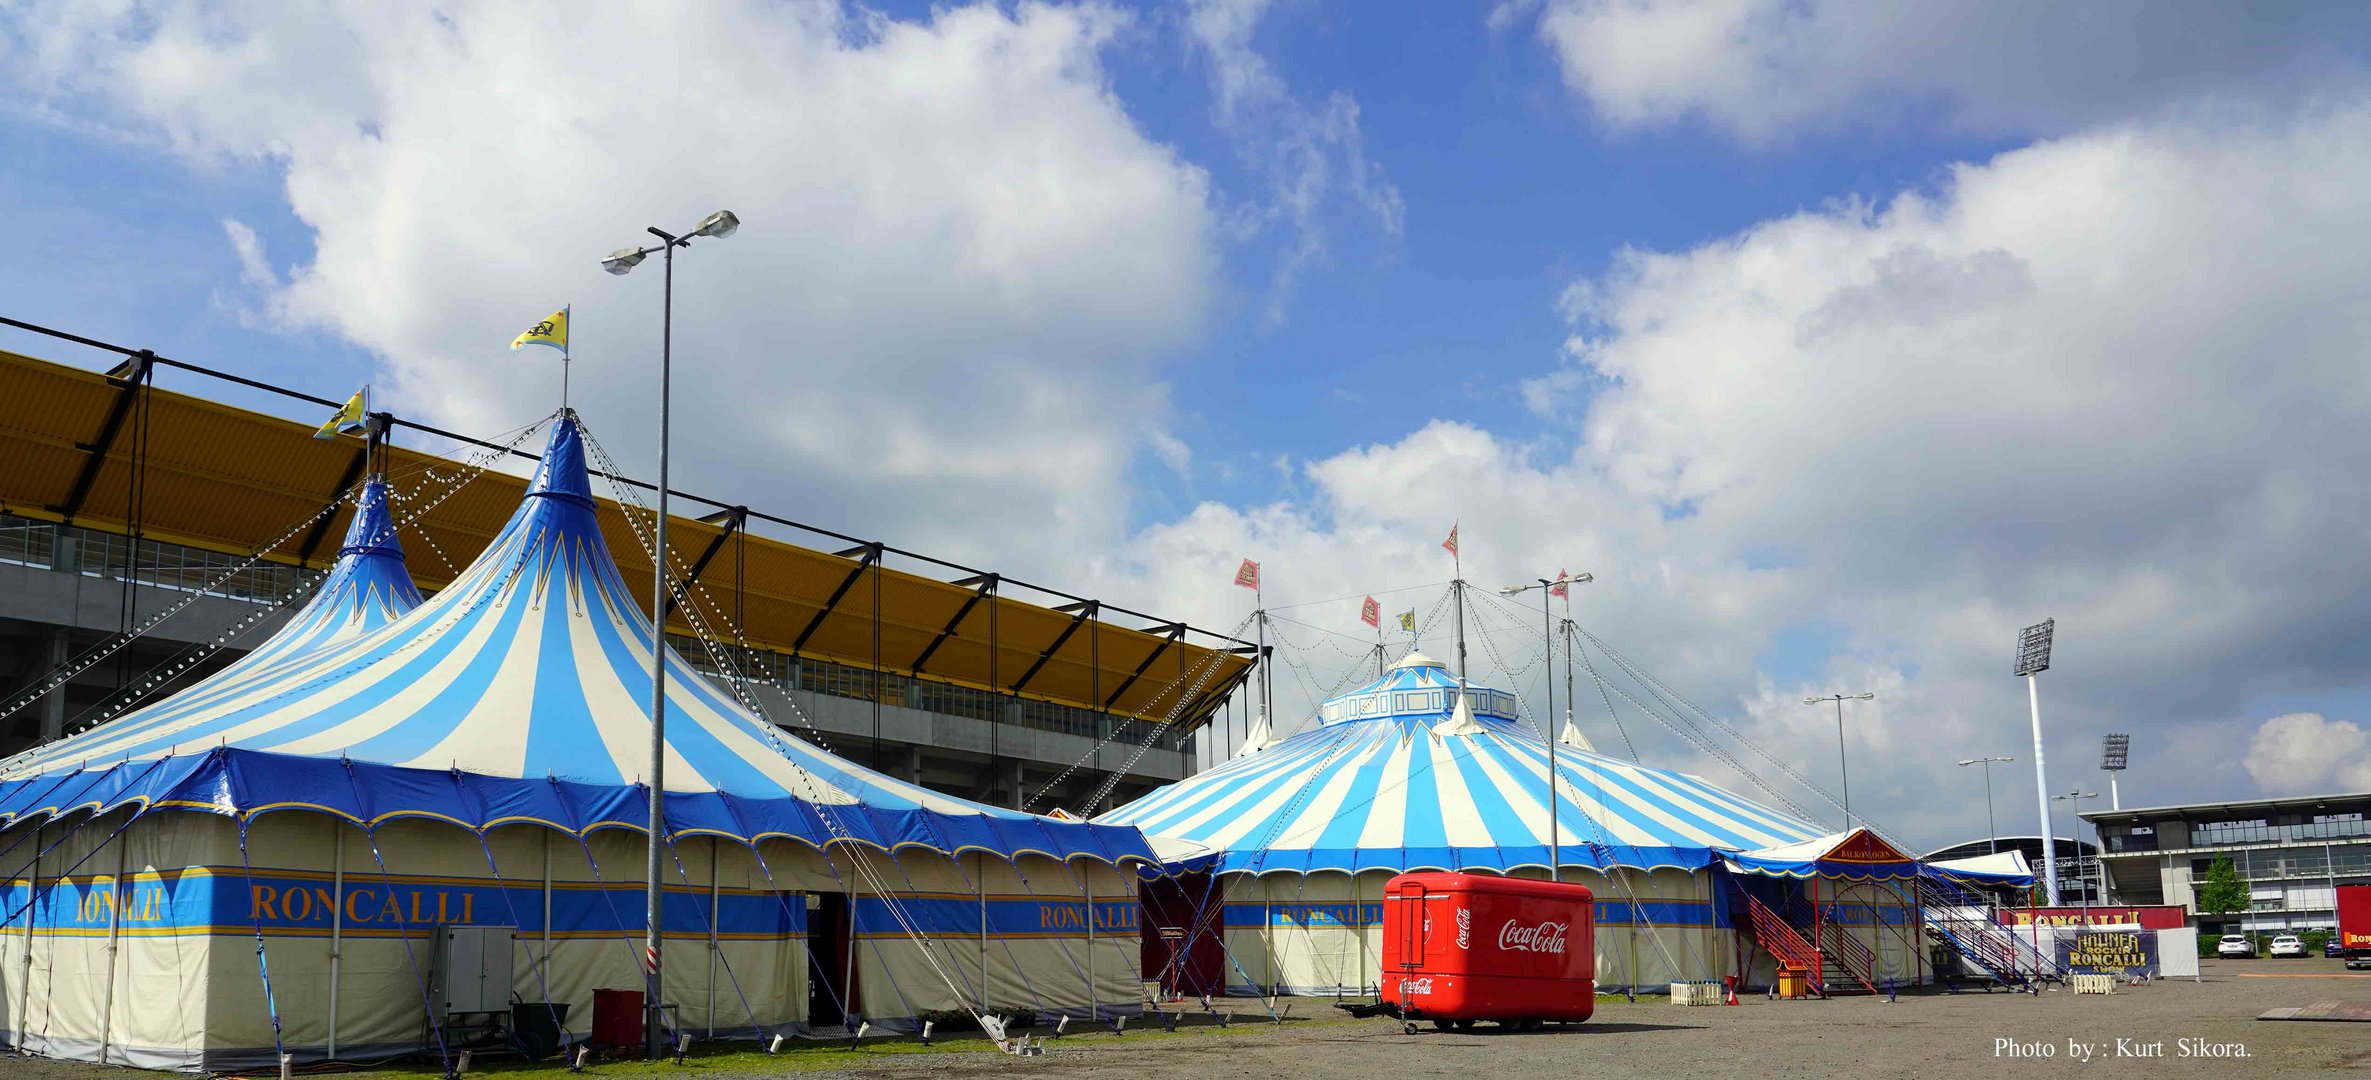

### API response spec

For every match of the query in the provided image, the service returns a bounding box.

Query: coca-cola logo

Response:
[1497,920,1569,955]
[1454,907,1471,950]
[1399,977,1435,996]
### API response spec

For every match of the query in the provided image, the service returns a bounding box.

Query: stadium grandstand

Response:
[0,335,1253,813]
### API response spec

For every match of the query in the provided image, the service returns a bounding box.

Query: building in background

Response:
[2082,792,2371,933]
[0,348,1253,812]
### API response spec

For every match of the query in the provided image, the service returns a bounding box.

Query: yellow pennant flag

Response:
[511,307,569,354]
[313,389,367,440]
[1397,610,1416,632]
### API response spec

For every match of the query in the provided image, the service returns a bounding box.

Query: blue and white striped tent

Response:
[0,415,1152,1067]
[1102,651,1829,996]
[1103,651,1823,876]
[0,416,1148,867]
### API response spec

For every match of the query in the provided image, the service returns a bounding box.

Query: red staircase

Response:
[1733,887,1829,995]
[1731,884,1881,996]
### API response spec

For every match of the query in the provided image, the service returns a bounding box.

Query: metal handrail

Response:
[1731,886,1824,993]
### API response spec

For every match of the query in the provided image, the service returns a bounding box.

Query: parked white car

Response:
[2217,934,2258,958]
[2268,934,2307,958]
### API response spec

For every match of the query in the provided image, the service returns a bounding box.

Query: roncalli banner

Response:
[2058,929,2159,978]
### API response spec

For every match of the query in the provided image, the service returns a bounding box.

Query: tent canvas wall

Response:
[0,415,1150,1069]
[1102,651,1831,996]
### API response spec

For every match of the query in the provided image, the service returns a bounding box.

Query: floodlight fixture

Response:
[694,210,741,238]
[2101,733,2130,771]
[1499,584,1526,595]
[2014,618,2055,677]
[601,246,647,275]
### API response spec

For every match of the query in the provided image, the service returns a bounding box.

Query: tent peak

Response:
[524,414,595,508]
[336,477,405,560]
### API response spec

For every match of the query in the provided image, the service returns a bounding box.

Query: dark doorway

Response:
[1140,872,1224,998]
[805,892,855,1027]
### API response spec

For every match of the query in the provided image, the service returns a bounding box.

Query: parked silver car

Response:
[2268,934,2307,958]
[2217,933,2258,958]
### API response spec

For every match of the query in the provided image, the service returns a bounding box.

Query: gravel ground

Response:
[5,959,2365,1079]
[809,959,2371,1080]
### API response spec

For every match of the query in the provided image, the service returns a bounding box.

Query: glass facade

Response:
[0,514,305,604]
[2188,811,2368,847]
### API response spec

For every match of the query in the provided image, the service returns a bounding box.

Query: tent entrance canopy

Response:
[1721,828,1922,883]
[1923,850,2037,889]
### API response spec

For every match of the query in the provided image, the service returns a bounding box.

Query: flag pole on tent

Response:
[1235,557,1266,757]
[1444,521,1465,685]
[1359,596,1383,678]
[510,306,573,411]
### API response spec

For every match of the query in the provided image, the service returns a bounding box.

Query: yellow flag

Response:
[511,307,569,354]
[313,389,367,440]
[1397,610,1416,632]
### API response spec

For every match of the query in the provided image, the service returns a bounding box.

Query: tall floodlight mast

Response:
[2014,618,2058,905]
[2101,733,2130,811]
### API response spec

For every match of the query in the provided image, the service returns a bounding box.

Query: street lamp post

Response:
[602,208,740,1058]
[1957,756,2014,856]
[1804,692,1876,832]
[2053,789,2100,917]
[1501,571,1590,882]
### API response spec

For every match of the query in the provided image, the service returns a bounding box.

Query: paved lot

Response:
[6,959,2366,1078]
[812,959,2371,1080]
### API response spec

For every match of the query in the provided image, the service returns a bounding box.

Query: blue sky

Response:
[6,0,2371,841]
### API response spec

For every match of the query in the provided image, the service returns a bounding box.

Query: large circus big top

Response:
[1099,651,1825,875]
[0,415,1149,867]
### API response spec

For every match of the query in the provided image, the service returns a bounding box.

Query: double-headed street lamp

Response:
[603,208,740,1058]
[1501,571,1591,881]
[2053,789,2101,915]
[1805,692,1875,833]
[1956,755,2014,855]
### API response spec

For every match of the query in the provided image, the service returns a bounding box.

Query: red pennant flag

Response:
[1550,569,1570,599]
[1234,558,1260,590]
[1360,596,1381,628]
[1442,522,1459,556]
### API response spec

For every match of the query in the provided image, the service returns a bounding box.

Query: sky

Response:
[5,0,2371,850]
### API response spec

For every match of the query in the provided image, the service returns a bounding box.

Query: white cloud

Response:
[219,219,274,288]
[2245,713,2371,794]
[1524,0,2371,143]
[1104,103,2371,842]
[1183,0,1403,325]
[9,0,1217,565]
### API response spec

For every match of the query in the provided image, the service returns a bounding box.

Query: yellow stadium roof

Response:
[0,345,1252,730]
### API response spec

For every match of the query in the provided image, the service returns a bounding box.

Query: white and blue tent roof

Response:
[1100,651,1825,876]
[0,416,1150,867]
[236,476,424,669]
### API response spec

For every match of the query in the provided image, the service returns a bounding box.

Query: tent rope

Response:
[339,759,452,1078]
[235,816,291,1066]
[449,773,572,1059]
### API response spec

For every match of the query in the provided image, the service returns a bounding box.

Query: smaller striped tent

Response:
[1102,651,1826,995]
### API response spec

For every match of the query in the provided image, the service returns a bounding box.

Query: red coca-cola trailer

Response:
[1378,872,1595,1031]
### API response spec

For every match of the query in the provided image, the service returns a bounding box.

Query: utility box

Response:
[431,926,517,1015]
[1380,873,1595,1027]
